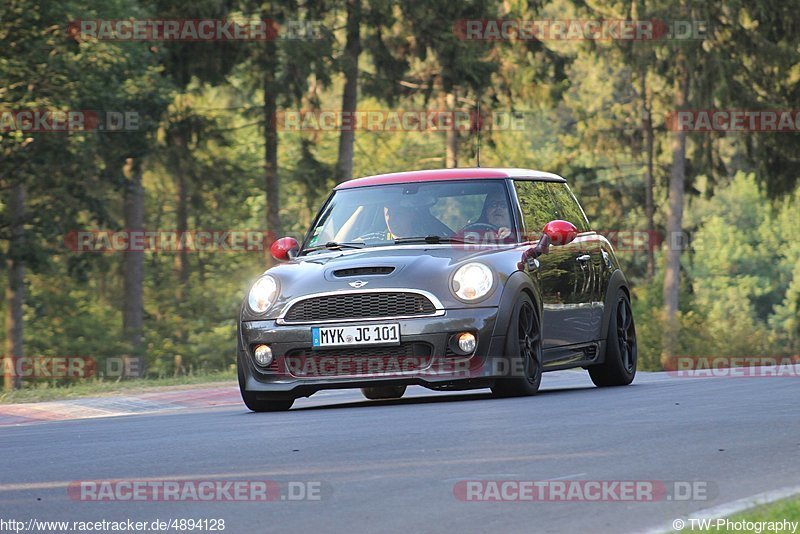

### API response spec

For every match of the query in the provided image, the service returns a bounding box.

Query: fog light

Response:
[253,344,273,366]
[457,332,476,354]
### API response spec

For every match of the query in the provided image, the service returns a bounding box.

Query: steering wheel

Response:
[461,222,499,232]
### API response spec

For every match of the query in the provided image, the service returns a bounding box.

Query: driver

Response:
[483,194,512,231]
[462,192,513,241]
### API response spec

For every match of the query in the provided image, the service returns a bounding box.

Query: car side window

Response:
[547,183,590,232]
[513,180,559,239]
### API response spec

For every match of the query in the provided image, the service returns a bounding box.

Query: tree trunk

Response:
[175,172,189,290]
[335,0,361,183]
[641,70,656,279]
[4,181,26,391]
[174,151,188,376]
[264,52,282,247]
[174,140,190,289]
[123,157,145,368]
[445,91,458,168]
[661,55,690,366]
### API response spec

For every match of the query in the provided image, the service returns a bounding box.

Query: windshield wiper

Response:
[303,241,366,253]
[393,235,469,244]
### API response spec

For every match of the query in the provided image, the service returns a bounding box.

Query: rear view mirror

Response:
[522,220,578,266]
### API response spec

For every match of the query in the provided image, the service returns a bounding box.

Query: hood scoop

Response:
[333,266,395,277]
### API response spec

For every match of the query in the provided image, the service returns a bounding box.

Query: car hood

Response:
[245,245,526,319]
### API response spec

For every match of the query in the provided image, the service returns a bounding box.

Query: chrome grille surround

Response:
[276,289,444,325]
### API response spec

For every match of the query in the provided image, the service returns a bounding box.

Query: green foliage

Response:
[1,0,798,390]
[632,173,800,367]
[684,173,800,357]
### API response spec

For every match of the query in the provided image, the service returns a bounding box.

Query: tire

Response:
[491,293,543,397]
[361,386,407,400]
[237,350,294,412]
[589,289,637,387]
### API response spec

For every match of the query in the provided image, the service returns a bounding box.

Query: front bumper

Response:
[239,308,509,396]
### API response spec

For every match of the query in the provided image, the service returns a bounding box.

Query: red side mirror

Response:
[542,220,578,246]
[270,237,299,262]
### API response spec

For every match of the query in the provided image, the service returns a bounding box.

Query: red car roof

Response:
[335,167,565,189]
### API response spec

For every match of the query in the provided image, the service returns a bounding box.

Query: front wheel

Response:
[237,351,294,412]
[491,293,542,397]
[589,289,637,387]
[361,386,407,400]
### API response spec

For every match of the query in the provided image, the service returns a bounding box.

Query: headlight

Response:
[248,276,278,314]
[452,263,493,301]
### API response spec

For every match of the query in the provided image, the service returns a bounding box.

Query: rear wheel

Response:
[491,293,542,398]
[589,289,637,387]
[361,386,407,400]
[237,350,294,412]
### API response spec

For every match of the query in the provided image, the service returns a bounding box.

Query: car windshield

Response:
[302,180,518,254]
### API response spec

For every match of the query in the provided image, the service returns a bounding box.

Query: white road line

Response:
[639,484,800,534]
[549,472,587,481]
[441,472,586,483]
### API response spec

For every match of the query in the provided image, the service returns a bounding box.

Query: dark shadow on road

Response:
[286,384,608,412]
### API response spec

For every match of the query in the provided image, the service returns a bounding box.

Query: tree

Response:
[656,0,800,363]
[0,0,171,388]
[239,0,333,246]
[1,0,102,389]
[660,48,689,361]
[334,0,361,182]
[146,0,243,374]
[345,0,505,169]
[76,24,173,369]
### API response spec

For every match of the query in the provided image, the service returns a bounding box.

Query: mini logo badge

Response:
[348,280,368,288]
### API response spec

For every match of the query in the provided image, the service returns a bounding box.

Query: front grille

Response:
[285,342,433,377]
[283,292,436,323]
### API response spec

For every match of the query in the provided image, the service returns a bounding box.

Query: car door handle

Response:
[576,254,591,262]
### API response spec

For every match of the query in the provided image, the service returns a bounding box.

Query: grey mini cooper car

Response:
[238,168,637,411]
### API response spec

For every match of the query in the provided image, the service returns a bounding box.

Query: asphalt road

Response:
[1,370,799,534]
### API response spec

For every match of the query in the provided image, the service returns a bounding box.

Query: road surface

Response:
[1,370,799,533]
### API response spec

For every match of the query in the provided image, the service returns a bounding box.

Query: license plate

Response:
[312,324,401,348]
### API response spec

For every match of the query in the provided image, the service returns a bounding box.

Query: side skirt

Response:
[542,341,602,371]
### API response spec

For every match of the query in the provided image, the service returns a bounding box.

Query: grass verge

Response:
[0,370,237,404]
[681,495,800,532]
